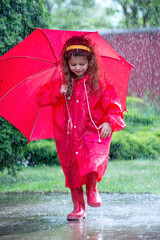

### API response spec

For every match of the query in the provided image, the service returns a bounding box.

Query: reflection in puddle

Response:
[0,193,160,239]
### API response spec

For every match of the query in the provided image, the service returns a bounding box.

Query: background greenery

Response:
[0,0,51,56]
[0,159,160,193]
[46,0,160,30]
[113,0,160,28]
[111,96,160,160]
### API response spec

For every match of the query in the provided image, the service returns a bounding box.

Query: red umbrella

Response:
[0,28,133,142]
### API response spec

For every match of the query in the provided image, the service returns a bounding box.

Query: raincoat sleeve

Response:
[36,79,62,107]
[101,84,126,132]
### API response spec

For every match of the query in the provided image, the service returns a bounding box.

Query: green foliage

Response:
[0,0,51,56]
[110,97,160,160]
[47,0,160,30]
[113,0,160,28]
[24,140,59,166]
[48,0,114,30]
[0,117,28,174]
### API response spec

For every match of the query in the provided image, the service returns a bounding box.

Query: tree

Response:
[48,0,114,30]
[113,0,160,28]
[0,0,51,56]
[0,0,51,174]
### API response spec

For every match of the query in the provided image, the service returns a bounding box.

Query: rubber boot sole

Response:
[87,201,102,207]
[67,212,86,221]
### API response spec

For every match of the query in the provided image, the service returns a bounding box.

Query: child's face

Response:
[68,56,88,78]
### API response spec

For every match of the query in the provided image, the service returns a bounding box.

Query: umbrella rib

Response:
[37,29,58,63]
[81,32,130,63]
[82,32,97,37]
[82,32,122,61]
[0,56,56,64]
[29,108,40,142]
[101,55,121,61]
[101,55,134,66]
[29,68,57,141]
[0,65,55,102]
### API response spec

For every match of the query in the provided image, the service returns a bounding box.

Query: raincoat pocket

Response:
[84,134,112,143]
[84,134,112,156]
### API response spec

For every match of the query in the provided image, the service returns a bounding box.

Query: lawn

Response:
[0,158,160,194]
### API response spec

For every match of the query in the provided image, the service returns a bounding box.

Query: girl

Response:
[37,36,126,221]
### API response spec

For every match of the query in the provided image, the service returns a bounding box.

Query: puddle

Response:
[0,193,160,239]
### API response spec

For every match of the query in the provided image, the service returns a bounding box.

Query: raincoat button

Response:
[76,152,78,154]
[74,126,76,128]
[76,100,79,103]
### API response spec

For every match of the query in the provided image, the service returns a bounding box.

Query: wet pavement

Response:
[0,193,160,240]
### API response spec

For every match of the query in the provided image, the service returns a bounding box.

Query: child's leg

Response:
[86,172,102,207]
[67,186,86,221]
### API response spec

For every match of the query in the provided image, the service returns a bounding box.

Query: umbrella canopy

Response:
[0,28,133,142]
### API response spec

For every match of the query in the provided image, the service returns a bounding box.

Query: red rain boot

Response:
[67,186,86,221]
[86,172,102,207]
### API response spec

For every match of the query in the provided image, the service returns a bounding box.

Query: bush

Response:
[0,117,28,175]
[110,131,160,160]
[110,97,160,160]
[24,140,59,166]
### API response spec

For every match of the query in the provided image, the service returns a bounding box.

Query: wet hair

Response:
[61,35,102,97]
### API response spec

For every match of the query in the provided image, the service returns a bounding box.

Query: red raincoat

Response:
[37,74,126,188]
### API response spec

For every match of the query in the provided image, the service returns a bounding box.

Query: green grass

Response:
[0,165,66,193]
[99,159,160,193]
[0,159,160,194]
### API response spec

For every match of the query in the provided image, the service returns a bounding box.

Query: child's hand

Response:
[60,84,68,94]
[98,122,112,139]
